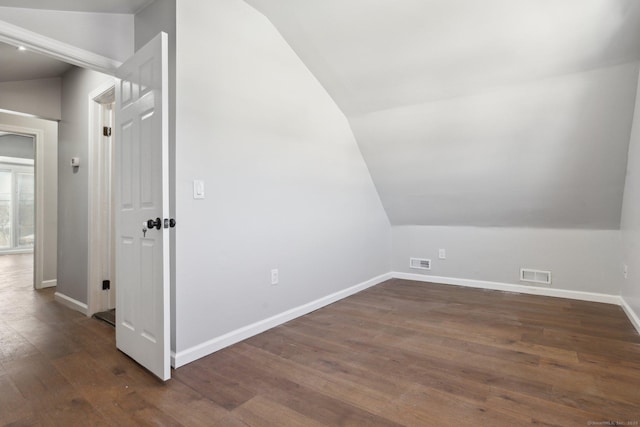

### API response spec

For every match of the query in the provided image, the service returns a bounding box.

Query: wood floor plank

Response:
[232,396,326,427]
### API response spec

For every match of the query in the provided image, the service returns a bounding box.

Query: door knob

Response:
[146,217,162,230]
[163,218,177,228]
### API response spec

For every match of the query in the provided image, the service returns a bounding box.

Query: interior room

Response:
[0,0,638,425]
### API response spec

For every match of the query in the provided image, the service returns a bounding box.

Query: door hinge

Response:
[102,280,111,290]
[103,127,112,137]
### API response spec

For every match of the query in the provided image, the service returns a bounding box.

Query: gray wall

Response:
[135,0,175,51]
[352,63,638,228]
[0,78,61,120]
[621,72,640,326]
[174,0,390,355]
[57,67,114,304]
[393,226,621,295]
[0,134,34,159]
[0,112,57,285]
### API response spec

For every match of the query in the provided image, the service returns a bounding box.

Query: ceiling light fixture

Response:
[17,46,26,51]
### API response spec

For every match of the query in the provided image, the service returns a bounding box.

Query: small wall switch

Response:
[271,269,279,285]
[71,157,80,167]
[623,264,628,279]
[438,249,446,260]
[193,180,205,199]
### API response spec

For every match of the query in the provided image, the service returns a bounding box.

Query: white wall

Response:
[174,0,390,362]
[0,78,61,120]
[621,72,640,330]
[57,67,114,304]
[0,111,57,285]
[393,226,622,296]
[0,7,134,62]
[351,63,638,228]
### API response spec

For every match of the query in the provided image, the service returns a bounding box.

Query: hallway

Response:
[0,254,178,425]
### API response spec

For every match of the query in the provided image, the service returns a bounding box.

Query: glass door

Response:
[0,170,12,249]
[0,164,34,253]
[16,173,35,248]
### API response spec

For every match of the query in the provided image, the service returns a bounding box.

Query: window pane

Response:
[0,170,12,249]
[17,173,34,248]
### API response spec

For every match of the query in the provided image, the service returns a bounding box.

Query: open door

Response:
[114,32,170,380]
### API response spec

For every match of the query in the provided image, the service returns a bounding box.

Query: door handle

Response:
[146,217,162,230]
[163,218,177,229]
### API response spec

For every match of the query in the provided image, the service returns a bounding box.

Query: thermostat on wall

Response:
[71,157,80,167]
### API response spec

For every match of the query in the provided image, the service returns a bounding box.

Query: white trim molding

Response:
[54,292,89,316]
[0,123,45,293]
[0,156,34,166]
[86,82,116,317]
[171,271,638,370]
[392,272,621,305]
[38,279,57,289]
[620,297,640,335]
[0,19,121,75]
[171,272,393,368]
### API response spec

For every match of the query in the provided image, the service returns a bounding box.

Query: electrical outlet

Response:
[438,249,446,260]
[271,269,279,285]
[623,264,628,279]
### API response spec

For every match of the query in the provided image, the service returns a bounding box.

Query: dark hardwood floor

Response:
[1,253,639,426]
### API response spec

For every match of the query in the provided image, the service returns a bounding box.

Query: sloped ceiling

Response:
[246,0,640,229]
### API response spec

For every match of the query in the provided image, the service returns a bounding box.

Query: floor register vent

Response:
[520,268,552,285]
[410,258,431,270]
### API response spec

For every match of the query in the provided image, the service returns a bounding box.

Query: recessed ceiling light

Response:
[17,46,26,51]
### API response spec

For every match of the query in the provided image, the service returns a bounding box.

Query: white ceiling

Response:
[0,0,152,14]
[0,41,72,82]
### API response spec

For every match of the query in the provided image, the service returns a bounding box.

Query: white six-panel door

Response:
[114,32,170,381]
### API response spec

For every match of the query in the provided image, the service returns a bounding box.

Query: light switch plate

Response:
[193,180,205,199]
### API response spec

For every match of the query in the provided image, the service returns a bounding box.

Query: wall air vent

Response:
[520,268,551,285]
[410,258,431,270]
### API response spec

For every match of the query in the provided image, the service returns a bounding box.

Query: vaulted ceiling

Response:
[246,0,640,229]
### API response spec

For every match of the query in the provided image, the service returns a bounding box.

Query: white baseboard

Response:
[172,272,393,368]
[171,271,638,369]
[54,292,88,316]
[392,272,621,305]
[620,297,640,335]
[38,279,57,289]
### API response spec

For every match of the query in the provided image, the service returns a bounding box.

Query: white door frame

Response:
[87,83,116,316]
[0,123,45,289]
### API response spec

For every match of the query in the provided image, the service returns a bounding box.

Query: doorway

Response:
[0,133,35,254]
[0,132,35,292]
[0,122,51,292]
[0,26,172,380]
[88,84,117,319]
